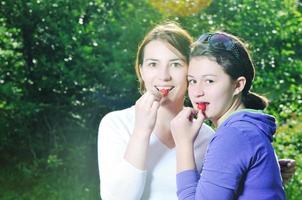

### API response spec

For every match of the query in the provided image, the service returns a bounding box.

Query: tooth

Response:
[157,86,171,90]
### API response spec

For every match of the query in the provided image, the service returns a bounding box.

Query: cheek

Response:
[173,70,187,85]
[141,68,155,81]
[187,85,194,97]
[210,88,234,109]
[188,86,200,105]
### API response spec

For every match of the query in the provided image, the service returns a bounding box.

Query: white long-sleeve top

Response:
[98,106,214,200]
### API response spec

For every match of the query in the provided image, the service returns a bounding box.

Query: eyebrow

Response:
[187,74,217,78]
[144,58,185,62]
[170,58,185,62]
[144,58,158,62]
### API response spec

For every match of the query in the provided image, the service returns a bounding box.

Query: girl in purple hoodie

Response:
[171,32,286,200]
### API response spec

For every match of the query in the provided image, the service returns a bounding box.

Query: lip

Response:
[196,101,209,104]
[154,86,174,91]
[195,102,209,106]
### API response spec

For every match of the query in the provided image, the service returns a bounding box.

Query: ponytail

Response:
[242,92,269,110]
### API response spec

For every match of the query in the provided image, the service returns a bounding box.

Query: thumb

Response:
[193,110,205,130]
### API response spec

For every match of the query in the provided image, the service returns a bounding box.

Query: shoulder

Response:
[212,125,268,163]
[98,106,135,135]
[207,127,253,168]
[218,112,273,151]
[100,106,135,125]
[214,126,250,146]
[211,126,253,155]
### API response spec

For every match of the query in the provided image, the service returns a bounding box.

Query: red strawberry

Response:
[159,88,169,97]
[197,103,206,112]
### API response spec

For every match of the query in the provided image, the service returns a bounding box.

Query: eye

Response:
[188,79,197,85]
[171,62,183,68]
[147,62,157,67]
[205,79,214,84]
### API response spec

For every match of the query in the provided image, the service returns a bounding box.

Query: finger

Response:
[150,91,162,102]
[144,92,160,109]
[181,107,195,120]
[174,107,193,122]
[198,109,206,120]
[150,100,160,114]
[193,110,205,129]
[150,90,162,101]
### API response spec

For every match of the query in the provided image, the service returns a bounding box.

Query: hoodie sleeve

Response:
[176,127,252,200]
[98,112,147,200]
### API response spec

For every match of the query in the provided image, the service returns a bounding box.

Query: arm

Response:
[98,113,147,200]
[172,123,248,200]
[124,91,161,169]
[171,107,205,172]
[98,92,161,200]
[176,170,234,200]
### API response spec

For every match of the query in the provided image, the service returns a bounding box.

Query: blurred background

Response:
[0,0,301,199]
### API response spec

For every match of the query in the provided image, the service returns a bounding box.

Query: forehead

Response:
[189,56,224,74]
[143,40,184,60]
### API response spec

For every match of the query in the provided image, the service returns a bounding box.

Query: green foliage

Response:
[0,0,301,199]
[0,142,99,200]
[274,115,302,199]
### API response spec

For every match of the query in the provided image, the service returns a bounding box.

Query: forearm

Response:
[171,107,204,173]
[175,143,196,172]
[177,171,234,200]
[124,128,151,170]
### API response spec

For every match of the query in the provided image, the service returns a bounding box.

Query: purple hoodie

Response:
[176,110,285,200]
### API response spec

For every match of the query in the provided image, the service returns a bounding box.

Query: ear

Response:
[233,76,246,96]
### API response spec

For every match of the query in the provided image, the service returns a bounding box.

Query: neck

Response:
[153,100,184,149]
[214,98,245,127]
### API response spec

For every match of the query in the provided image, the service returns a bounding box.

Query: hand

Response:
[134,91,162,137]
[279,158,296,184]
[170,107,205,146]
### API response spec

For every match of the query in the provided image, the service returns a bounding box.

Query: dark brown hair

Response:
[190,31,268,110]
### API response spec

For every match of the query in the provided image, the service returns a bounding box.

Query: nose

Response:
[190,83,204,98]
[158,65,172,81]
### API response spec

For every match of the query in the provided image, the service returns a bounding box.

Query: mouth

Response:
[155,86,174,97]
[154,86,174,92]
[196,102,209,112]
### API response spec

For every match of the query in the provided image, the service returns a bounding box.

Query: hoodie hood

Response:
[219,109,276,142]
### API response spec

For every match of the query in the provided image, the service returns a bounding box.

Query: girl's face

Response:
[140,40,188,105]
[188,56,243,124]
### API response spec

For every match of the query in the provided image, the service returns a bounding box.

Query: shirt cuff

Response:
[177,169,200,190]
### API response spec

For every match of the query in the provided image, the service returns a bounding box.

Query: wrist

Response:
[175,140,194,148]
[175,144,196,172]
[132,128,152,141]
